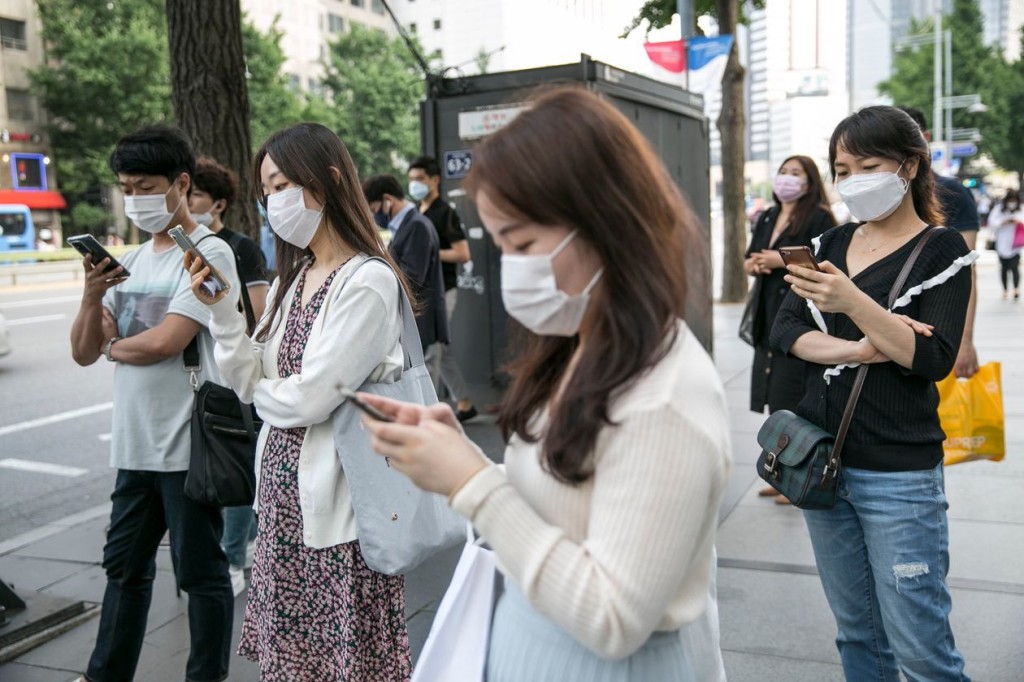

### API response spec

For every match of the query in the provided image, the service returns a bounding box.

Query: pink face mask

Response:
[774,174,806,203]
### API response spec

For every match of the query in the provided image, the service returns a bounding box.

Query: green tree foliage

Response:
[243,17,303,149]
[878,0,999,161]
[978,31,1024,183]
[320,24,424,178]
[30,2,301,194]
[623,0,765,37]
[31,0,172,194]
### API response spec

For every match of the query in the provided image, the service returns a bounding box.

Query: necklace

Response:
[857,225,912,253]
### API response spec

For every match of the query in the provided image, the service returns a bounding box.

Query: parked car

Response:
[0,311,11,357]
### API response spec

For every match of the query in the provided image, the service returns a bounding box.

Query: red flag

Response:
[643,39,686,73]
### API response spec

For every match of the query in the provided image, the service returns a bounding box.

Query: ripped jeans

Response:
[803,463,970,682]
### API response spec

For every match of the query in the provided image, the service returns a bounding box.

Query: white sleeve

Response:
[250,266,401,428]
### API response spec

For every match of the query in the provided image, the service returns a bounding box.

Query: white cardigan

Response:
[207,254,403,548]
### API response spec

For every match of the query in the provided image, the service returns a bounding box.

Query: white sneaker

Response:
[244,539,255,568]
[229,565,246,597]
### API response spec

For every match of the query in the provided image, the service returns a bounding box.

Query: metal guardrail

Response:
[0,260,83,287]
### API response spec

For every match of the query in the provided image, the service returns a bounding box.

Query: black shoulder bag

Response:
[755,227,936,509]
[183,235,263,507]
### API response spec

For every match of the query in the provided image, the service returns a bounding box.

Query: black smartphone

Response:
[339,386,394,422]
[778,246,822,273]
[67,234,130,278]
[167,225,231,296]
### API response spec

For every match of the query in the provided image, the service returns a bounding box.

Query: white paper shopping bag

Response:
[412,526,497,682]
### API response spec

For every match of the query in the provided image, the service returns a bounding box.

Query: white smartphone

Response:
[167,225,231,297]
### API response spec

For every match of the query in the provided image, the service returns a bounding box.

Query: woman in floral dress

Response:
[187,122,414,680]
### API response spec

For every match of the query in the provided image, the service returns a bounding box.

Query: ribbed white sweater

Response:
[451,321,732,660]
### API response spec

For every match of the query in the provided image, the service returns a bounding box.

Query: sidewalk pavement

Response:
[1,254,1020,681]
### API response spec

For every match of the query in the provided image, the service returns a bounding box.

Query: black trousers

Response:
[999,254,1020,291]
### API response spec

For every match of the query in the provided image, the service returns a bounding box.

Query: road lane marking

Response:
[0,295,83,309]
[0,458,89,477]
[0,402,112,437]
[6,313,67,326]
[98,433,111,442]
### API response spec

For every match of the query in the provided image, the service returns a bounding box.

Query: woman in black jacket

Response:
[744,155,835,502]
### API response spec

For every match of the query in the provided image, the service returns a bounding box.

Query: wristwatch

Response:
[103,336,121,362]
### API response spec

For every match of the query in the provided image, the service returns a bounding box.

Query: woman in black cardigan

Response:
[744,155,835,502]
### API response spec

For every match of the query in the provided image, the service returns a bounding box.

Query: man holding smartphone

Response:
[69,125,241,682]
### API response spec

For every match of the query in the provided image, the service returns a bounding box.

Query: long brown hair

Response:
[773,155,835,236]
[464,86,705,485]
[828,106,943,226]
[252,123,411,342]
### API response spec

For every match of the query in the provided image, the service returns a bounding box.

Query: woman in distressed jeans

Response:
[771,106,974,681]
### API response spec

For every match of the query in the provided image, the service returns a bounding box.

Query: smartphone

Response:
[338,385,394,422]
[167,225,231,297]
[778,246,822,273]
[67,234,130,278]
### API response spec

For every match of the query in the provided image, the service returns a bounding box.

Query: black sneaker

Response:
[456,406,479,423]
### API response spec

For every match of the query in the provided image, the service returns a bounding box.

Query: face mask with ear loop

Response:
[500,230,604,337]
[124,186,184,234]
[837,160,909,222]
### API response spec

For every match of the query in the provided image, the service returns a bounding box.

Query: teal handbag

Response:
[756,227,937,510]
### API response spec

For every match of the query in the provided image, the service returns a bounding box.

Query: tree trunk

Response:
[166,0,258,240]
[716,0,748,303]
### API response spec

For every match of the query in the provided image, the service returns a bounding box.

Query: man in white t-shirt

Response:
[69,125,241,682]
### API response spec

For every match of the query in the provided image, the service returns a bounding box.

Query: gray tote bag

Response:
[331,258,465,576]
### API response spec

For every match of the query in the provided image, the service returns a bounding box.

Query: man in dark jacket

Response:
[363,174,448,388]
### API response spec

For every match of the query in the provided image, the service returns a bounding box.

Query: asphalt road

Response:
[0,277,118,544]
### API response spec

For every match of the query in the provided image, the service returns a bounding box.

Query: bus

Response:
[0,204,35,252]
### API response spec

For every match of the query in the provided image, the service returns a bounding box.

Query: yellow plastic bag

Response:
[937,362,1005,465]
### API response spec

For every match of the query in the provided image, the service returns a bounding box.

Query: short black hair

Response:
[109,125,196,188]
[897,106,929,133]
[409,155,441,178]
[193,156,239,211]
[362,174,404,203]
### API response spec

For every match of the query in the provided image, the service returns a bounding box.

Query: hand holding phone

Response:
[168,225,231,298]
[778,246,822,274]
[67,234,130,279]
[338,385,394,422]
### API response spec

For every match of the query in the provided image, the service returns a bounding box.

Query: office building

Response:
[0,0,64,244]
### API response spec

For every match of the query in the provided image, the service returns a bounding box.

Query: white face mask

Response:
[409,180,430,202]
[837,161,909,222]
[192,212,214,227]
[124,188,181,234]
[500,230,603,337]
[266,186,323,249]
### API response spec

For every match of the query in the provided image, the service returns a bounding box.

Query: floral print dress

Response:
[238,263,411,681]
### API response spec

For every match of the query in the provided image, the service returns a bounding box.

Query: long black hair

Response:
[252,123,411,342]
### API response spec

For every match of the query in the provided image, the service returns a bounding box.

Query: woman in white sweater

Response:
[362,87,732,680]
[187,123,414,681]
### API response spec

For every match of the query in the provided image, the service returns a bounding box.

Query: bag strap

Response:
[821,226,938,485]
[341,256,424,371]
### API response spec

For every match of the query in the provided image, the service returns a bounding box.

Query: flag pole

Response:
[679,0,694,92]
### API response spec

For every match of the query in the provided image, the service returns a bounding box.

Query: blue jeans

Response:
[86,470,233,682]
[222,504,255,568]
[803,464,969,682]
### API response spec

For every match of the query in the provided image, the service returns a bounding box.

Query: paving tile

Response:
[11,520,105,565]
[944,471,1024,524]
[947,588,1024,682]
[723,650,845,682]
[0,661,78,682]
[715,503,816,568]
[717,566,839,665]
[948,519,1024,586]
[0,555,87,594]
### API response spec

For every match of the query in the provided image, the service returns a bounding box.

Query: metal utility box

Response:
[421,55,711,405]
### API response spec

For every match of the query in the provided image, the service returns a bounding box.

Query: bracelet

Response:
[103,336,121,362]
[448,464,488,505]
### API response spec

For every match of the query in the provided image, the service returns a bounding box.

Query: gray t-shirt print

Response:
[102,226,239,472]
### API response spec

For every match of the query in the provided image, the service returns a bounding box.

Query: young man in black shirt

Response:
[189,156,269,596]
[190,156,270,322]
[408,156,478,421]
